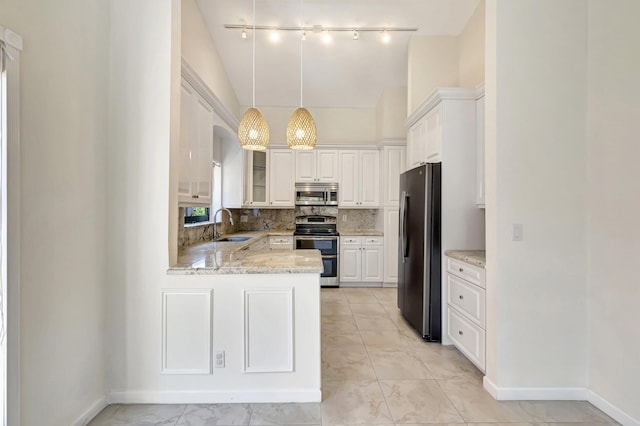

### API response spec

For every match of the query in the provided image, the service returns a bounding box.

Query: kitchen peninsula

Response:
[161,232,324,403]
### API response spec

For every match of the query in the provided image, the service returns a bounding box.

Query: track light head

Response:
[353,30,359,40]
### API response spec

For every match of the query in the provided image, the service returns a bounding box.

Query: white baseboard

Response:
[71,396,108,426]
[338,282,383,288]
[382,282,397,288]
[483,377,640,425]
[482,377,587,400]
[109,389,322,404]
[587,390,640,426]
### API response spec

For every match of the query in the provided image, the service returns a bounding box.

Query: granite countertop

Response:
[445,250,486,268]
[339,229,384,236]
[169,231,322,275]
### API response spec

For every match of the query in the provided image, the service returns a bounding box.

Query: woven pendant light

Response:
[287,0,316,150]
[238,0,269,150]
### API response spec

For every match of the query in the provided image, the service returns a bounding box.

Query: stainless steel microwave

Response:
[295,183,339,206]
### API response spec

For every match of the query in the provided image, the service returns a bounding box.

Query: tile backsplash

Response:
[178,207,380,248]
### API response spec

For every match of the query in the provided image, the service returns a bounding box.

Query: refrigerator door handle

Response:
[401,190,410,262]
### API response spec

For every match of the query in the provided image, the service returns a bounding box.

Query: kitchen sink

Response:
[216,236,251,242]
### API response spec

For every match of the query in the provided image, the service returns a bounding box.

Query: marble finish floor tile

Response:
[380,379,464,424]
[321,301,353,316]
[353,313,399,331]
[88,404,187,426]
[344,291,380,304]
[348,303,387,315]
[322,347,377,380]
[321,380,394,425]
[176,404,252,425]
[367,350,433,380]
[412,346,484,381]
[322,315,358,332]
[249,403,321,425]
[321,331,365,351]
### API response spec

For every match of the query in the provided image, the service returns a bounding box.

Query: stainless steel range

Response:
[294,215,339,287]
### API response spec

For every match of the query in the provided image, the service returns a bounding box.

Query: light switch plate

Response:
[215,350,225,368]
[342,215,347,222]
[240,215,248,223]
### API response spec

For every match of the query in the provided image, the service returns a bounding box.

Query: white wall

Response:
[257,106,377,146]
[107,0,174,393]
[586,0,640,421]
[407,36,459,114]
[182,0,241,119]
[458,1,485,88]
[485,0,588,389]
[375,87,408,141]
[0,0,110,424]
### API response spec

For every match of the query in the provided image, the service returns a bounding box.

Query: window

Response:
[184,207,209,224]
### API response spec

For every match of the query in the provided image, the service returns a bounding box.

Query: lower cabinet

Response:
[383,208,399,285]
[445,255,486,372]
[340,236,384,284]
[269,235,294,250]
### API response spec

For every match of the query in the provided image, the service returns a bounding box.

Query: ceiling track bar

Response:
[224,24,418,32]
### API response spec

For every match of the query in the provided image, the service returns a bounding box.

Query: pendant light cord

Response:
[300,0,304,107]
[252,0,256,108]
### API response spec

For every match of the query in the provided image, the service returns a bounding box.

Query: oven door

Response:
[294,236,338,256]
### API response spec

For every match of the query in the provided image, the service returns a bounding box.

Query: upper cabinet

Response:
[269,149,295,207]
[338,150,380,208]
[476,91,485,208]
[244,149,295,208]
[380,146,406,207]
[406,104,442,169]
[295,150,339,183]
[179,80,213,206]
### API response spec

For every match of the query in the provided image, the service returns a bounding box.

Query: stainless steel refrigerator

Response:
[398,163,442,341]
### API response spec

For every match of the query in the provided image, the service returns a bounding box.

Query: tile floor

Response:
[89,287,617,426]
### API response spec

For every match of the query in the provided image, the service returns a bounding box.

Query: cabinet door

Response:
[362,245,384,282]
[193,95,213,204]
[425,104,442,163]
[178,83,194,203]
[294,151,316,182]
[316,150,339,182]
[359,151,380,207]
[408,118,426,169]
[339,247,361,282]
[338,150,359,207]
[383,208,399,283]
[269,149,295,207]
[382,146,405,207]
[476,96,485,207]
[245,150,269,207]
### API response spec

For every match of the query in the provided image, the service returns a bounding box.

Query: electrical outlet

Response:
[240,215,248,223]
[342,215,348,222]
[215,350,225,368]
[513,223,523,241]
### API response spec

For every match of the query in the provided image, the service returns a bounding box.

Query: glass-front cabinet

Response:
[244,150,269,207]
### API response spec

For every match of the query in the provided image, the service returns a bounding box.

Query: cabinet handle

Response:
[459,295,464,300]
[459,267,464,272]
[458,330,464,336]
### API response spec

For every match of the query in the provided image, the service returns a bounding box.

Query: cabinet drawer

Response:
[362,236,383,246]
[447,274,485,328]
[446,257,485,288]
[447,307,485,372]
[340,236,362,246]
[269,236,293,250]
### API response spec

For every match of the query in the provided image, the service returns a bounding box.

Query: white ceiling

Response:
[196,0,480,108]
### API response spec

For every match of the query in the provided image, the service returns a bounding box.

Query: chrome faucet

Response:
[213,208,235,241]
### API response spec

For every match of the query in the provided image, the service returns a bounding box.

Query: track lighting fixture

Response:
[227,24,417,43]
[352,30,359,40]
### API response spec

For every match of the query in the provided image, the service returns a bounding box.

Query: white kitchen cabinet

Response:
[179,80,213,206]
[425,104,443,163]
[476,93,485,208]
[407,116,426,170]
[244,150,269,207]
[338,150,380,208]
[381,146,406,207]
[445,255,486,372]
[269,149,295,207]
[295,150,339,183]
[244,149,295,208]
[269,235,293,250]
[383,208,399,285]
[339,236,383,284]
